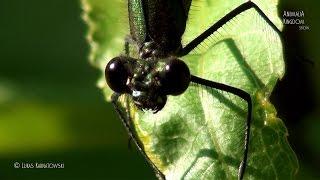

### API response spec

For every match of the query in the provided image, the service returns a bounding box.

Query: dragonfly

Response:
[104,0,282,179]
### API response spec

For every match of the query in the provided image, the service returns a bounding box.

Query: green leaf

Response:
[81,0,129,99]
[81,0,299,179]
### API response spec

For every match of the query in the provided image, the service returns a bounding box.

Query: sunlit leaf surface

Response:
[81,0,299,179]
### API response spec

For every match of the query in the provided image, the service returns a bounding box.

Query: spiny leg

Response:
[179,1,281,56]
[190,75,252,180]
[183,0,315,66]
[123,37,132,149]
[126,104,133,150]
[111,93,165,180]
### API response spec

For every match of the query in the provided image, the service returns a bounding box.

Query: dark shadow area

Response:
[271,0,320,178]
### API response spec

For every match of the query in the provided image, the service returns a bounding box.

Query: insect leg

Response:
[125,40,129,56]
[179,1,281,56]
[111,93,165,180]
[190,75,252,180]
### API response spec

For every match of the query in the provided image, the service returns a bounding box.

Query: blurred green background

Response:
[0,0,154,179]
[0,0,319,180]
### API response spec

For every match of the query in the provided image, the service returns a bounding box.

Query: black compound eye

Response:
[160,58,190,95]
[105,57,132,93]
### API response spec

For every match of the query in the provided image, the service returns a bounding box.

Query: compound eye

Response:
[160,58,190,95]
[105,57,132,93]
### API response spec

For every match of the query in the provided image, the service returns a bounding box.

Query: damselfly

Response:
[105,1,282,179]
